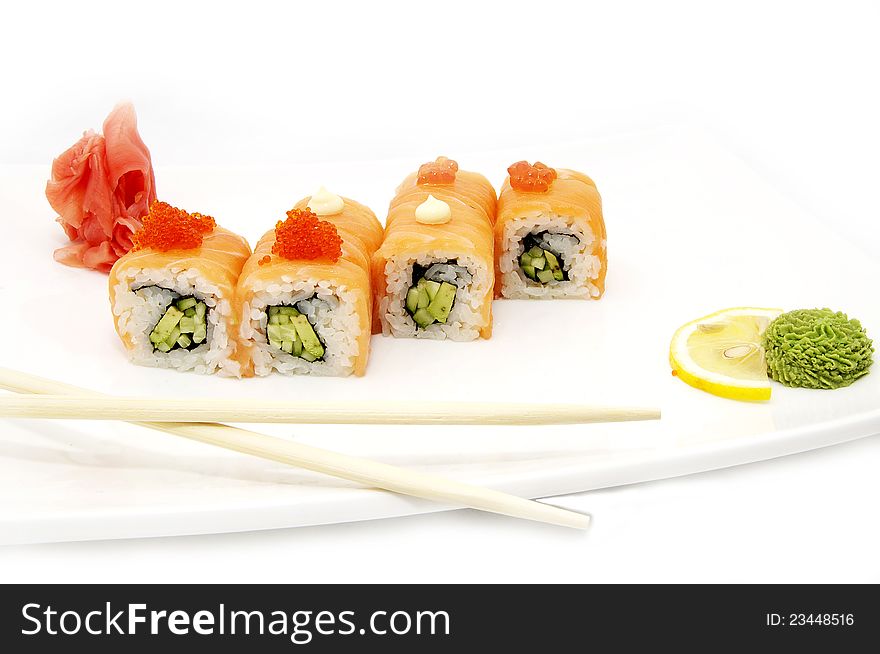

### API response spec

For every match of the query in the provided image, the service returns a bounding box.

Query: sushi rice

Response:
[110,267,239,375]
[238,277,361,376]
[498,212,604,299]
[380,252,491,340]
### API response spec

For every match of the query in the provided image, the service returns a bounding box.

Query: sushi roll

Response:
[372,157,497,340]
[495,161,606,299]
[235,189,383,377]
[108,201,252,375]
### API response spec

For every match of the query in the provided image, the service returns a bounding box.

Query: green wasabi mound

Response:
[762,308,873,389]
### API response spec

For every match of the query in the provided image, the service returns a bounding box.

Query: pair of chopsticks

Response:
[0,367,660,529]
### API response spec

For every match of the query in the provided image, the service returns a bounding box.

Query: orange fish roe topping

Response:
[417,156,458,185]
[508,161,558,193]
[131,201,216,252]
[258,255,272,266]
[271,208,343,262]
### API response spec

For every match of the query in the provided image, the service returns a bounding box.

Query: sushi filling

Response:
[519,232,577,284]
[404,262,470,329]
[149,296,208,353]
[266,304,325,362]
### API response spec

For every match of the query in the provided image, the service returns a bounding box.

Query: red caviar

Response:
[508,161,557,193]
[417,156,458,185]
[271,208,342,262]
[258,255,272,266]
[131,201,216,252]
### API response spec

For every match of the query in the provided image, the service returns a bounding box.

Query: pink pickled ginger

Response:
[46,103,157,272]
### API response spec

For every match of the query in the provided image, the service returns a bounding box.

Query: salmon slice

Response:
[372,167,497,339]
[235,197,383,377]
[495,168,607,299]
[108,227,251,354]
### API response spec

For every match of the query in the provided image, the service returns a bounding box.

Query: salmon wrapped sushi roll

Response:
[495,161,606,299]
[108,201,251,375]
[235,189,382,377]
[372,157,496,341]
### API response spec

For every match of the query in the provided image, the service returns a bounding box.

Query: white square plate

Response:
[1,126,877,544]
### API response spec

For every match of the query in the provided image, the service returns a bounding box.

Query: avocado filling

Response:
[404,262,468,329]
[266,305,325,362]
[519,232,572,284]
[149,296,208,353]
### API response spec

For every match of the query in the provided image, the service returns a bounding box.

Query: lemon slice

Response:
[669,307,783,401]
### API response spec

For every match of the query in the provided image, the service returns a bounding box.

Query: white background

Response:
[1,0,879,582]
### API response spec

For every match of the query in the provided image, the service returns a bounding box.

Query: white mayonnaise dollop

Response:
[308,186,345,216]
[415,194,451,225]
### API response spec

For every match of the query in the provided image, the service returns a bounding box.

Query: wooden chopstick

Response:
[0,394,660,425]
[0,367,591,530]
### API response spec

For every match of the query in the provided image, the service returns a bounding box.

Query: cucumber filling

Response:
[519,232,569,284]
[266,304,325,361]
[149,296,208,353]
[404,262,467,329]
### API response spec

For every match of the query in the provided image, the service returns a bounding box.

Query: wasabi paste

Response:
[762,309,873,389]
